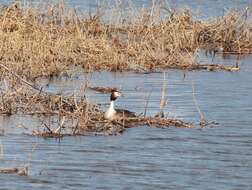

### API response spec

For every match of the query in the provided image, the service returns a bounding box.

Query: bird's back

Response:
[115,109,136,118]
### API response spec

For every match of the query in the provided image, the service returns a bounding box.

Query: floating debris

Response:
[0,167,28,176]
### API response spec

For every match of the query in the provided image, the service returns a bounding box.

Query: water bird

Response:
[104,90,136,120]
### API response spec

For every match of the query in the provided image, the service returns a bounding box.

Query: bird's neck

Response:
[109,101,115,112]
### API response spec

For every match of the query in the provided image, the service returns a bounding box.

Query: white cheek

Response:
[115,92,121,97]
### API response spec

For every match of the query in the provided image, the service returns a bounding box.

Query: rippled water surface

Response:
[1,0,252,189]
[1,52,252,189]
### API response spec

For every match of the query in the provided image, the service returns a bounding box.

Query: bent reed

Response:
[0,2,249,79]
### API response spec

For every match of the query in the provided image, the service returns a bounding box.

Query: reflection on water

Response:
[1,51,252,189]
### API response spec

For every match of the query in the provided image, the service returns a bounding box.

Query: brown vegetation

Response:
[0,82,193,137]
[198,8,252,53]
[0,65,193,137]
[0,2,243,137]
[0,2,246,80]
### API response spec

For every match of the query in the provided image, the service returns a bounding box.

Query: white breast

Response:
[105,101,116,120]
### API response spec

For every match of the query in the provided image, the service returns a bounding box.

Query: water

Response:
[0,51,252,189]
[1,0,252,189]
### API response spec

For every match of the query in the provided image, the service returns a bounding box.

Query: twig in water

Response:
[54,116,65,134]
[21,143,38,176]
[143,90,152,118]
[43,123,53,134]
[0,140,4,159]
[191,81,207,126]
[236,53,241,68]
[156,72,168,118]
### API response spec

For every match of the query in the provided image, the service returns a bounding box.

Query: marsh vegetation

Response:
[0,1,249,138]
[0,2,249,80]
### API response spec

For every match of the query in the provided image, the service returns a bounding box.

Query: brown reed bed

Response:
[0,68,193,137]
[0,84,193,137]
[0,2,245,80]
[198,9,252,54]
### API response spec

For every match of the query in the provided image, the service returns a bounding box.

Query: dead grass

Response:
[198,9,252,53]
[0,84,193,136]
[0,69,193,137]
[0,1,243,136]
[0,2,246,80]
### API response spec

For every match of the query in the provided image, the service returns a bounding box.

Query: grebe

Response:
[104,90,136,120]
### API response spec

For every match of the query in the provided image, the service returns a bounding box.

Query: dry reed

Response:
[0,68,193,137]
[198,8,252,53]
[0,85,193,136]
[1,1,244,136]
[0,2,245,80]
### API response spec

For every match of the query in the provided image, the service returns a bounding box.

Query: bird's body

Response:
[104,90,136,120]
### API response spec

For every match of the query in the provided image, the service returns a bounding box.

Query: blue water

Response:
[1,51,252,189]
[1,1,252,189]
